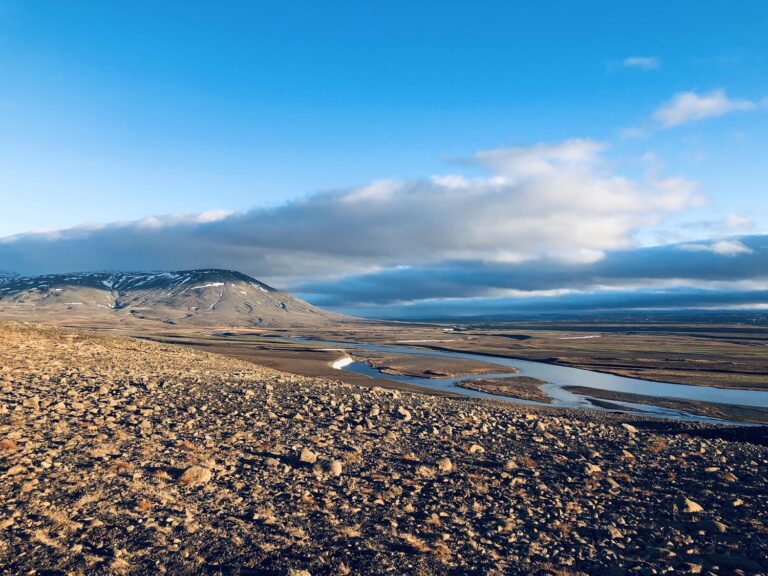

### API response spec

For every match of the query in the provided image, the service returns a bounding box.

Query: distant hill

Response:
[0,269,344,328]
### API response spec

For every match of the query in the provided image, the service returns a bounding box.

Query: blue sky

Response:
[1,1,767,316]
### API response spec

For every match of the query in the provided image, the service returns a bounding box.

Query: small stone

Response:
[504,459,518,470]
[436,457,453,472]
[695,519,727,534]
[300,448,318,464]
[0,439,17,452]
[328,460,343,477]
[416,466,436,479]
[584,463,602,475]
[677,496,703,513]
[621,423,638,434]
[178,465,212,487]
[468,444,484,454]
[6,464,25,476]
[396,406,412,422]
[606,525,623,539]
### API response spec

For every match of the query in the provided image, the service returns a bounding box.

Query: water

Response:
[298,339,768,424]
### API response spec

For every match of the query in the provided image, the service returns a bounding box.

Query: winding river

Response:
[301,339,768,424]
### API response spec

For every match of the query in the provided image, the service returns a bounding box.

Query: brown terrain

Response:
[286,321,768,390]
[2,271,767,393]
[456,377,551,404]
[0,270,346,329]
[564,386,768,426]
[1,322,767,575]
[352,353,516,379]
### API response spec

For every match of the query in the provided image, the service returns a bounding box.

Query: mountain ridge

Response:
[0,268,343,327]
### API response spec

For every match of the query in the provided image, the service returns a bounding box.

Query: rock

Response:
[300,448,318,464]
[328,460,343,477]
[694,519,727,534]
[6,464,25,476]
[0,438,17,452]
[0,518,14,530]
[677,496,704,513]
[416,466,436,479]
[621,423,638,434]
[584,463,602,475]
[178,465,212,487]
[2,322,766,576]
[646,547,677,559]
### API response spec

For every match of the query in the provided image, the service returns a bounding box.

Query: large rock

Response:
[178,465,212,487]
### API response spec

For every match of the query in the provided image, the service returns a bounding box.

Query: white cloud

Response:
[0,139,700,285]
[724,213,754,230]
[622,56,659,71]
[471,139,604,179]
[680,239,754,256]
[653,89,757,127]
[618,126,649,140]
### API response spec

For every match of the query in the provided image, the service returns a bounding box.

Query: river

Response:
[300,339,768,424]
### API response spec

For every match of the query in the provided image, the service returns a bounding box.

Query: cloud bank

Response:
[0,139,697,281]
[1,138,764,317]
[297,235,768,306]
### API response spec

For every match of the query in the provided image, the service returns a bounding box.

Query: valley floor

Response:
[1,323,767,575]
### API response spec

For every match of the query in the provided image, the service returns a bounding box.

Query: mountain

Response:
[0,269,343,327]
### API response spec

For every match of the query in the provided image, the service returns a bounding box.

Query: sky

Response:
[1,1,767,317]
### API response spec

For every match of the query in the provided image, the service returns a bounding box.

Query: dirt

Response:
[358,353,516,379]
[1,322,767,575]
[456,377,551,403]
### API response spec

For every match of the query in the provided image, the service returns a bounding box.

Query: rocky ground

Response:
[1,323,767,576]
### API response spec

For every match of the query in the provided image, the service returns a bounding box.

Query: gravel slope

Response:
[1,323,766,575]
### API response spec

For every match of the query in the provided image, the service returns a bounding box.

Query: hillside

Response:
[0,269,342,328]
[0,322,766,575]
